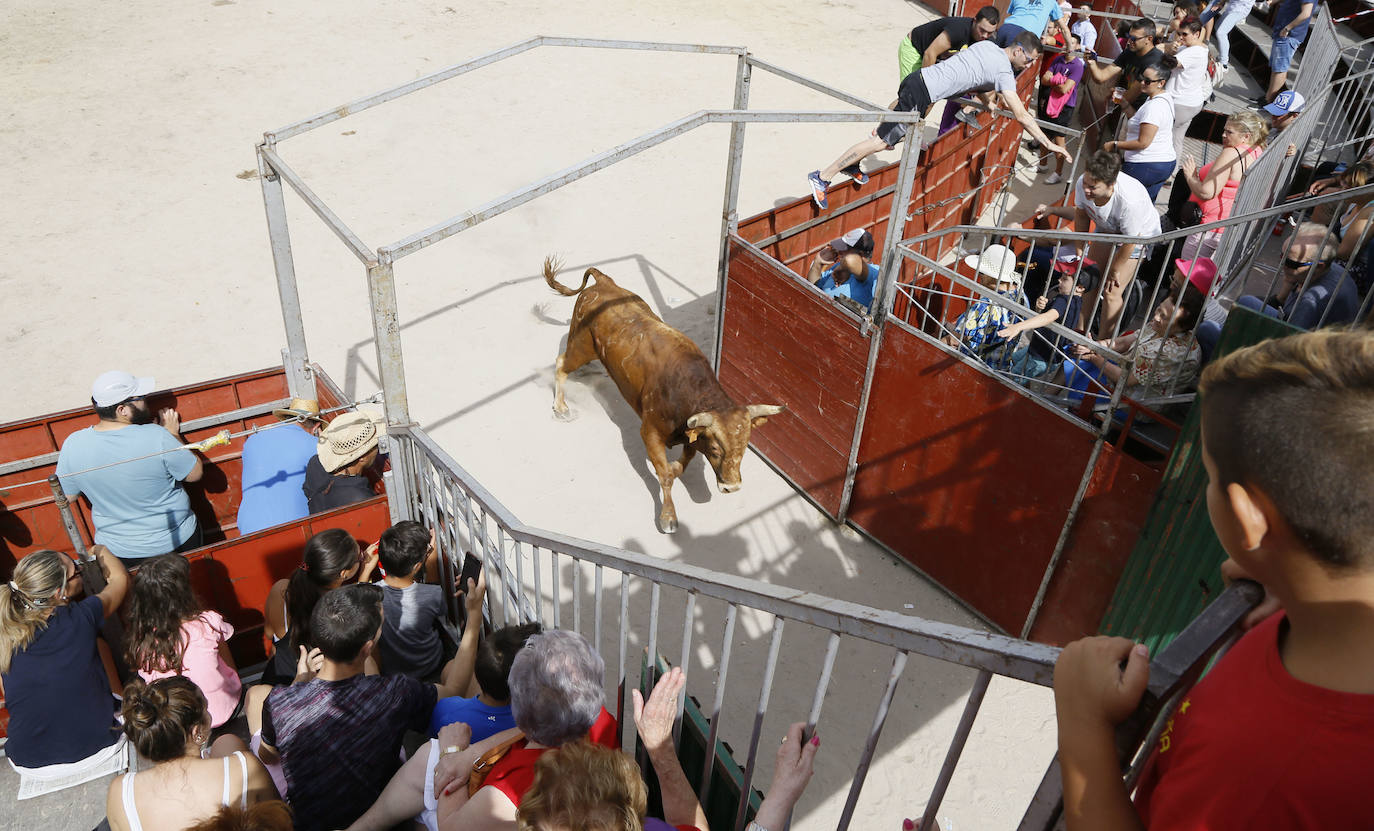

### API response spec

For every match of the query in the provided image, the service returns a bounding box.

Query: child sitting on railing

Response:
[126,553,243,730]
[1053,330,1374,829]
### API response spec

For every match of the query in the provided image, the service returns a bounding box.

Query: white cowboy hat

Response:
[963,244,1021,287]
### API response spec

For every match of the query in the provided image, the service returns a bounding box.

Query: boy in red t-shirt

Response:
[1053,330,1374,830]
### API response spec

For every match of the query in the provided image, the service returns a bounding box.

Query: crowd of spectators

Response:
[872,0,1372,407]
[1,514,821,830]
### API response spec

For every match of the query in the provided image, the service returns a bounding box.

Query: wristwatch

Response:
[440,745,463,758]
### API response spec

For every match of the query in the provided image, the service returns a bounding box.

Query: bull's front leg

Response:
[641,422,681,534]
[670,442,697,479]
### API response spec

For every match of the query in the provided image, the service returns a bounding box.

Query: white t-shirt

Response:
[1075,172,1162,237]
[1124,94,1177,163]
[1167,44,1211,107]
[1071,19,1097,53]
[922,40,1016,102]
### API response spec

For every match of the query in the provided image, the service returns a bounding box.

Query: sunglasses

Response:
[1283,257,1315,270]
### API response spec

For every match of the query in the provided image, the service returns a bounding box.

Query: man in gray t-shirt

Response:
[809,32,1070,210]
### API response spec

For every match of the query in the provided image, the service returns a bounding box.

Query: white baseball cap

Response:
[91,370,155,407]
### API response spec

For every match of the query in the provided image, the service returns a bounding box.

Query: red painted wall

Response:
[717,241,869,516]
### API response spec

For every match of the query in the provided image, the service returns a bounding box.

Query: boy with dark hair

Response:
[376,520,447,679]
[426,569,535,741]
[1053,330,1374,830]
[258,583,470,831]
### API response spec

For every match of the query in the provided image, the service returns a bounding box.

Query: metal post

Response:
[713,53,752,371]
[258,144,316,401]
[48,475,89,561]
[918,669,993,831]
[364,255,412,426]
[836,123,923,520]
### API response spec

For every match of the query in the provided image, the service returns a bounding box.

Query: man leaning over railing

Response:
[1053,329,1374,830]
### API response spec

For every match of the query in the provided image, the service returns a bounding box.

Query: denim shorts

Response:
[1270,33,1299,72]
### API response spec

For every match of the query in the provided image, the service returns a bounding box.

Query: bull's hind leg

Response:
[552,326,596,420]
[641,422,681,534]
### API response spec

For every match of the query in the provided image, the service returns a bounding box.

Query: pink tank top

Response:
[1190,145,1261,225]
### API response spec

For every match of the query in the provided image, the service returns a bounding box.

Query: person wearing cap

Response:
[1263,89,1305,132]
[1265,0,1316,105]
[55,371,204,563]
[1171,256,1229,362]
[236,398,327,535]
[807,229,880,313]
[942,244,1027,367]
[303,411,385,515]
[1041,150,1162,339]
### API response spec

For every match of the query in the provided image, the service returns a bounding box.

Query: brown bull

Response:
[544,257,783,533]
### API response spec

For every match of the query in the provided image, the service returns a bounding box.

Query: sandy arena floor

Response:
[3,1,1059,827]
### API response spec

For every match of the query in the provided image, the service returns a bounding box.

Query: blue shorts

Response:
[1270,34,1300,72]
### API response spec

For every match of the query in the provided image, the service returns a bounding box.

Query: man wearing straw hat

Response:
[237,398,327,535]
[303,411,386,515]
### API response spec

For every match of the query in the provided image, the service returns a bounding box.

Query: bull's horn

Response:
[746,404,785,419]
[686,413,715,429]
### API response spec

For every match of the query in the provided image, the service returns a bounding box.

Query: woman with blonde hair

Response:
[106,676,278,831]
[0,546,128,779]
[1175,109,1268,260]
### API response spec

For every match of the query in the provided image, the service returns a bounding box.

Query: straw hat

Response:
[963,245,1021,287]
[317,411,386,473]
[272,398,325,424]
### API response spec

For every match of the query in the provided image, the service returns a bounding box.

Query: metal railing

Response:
[380,421,1262,831]
[387,423,1059,831]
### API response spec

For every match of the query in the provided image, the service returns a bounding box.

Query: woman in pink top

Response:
[126,554,242,728]
[1176,110,1268,260]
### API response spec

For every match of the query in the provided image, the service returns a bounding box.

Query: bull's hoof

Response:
[553,405,576,422]
[658,516,678,534]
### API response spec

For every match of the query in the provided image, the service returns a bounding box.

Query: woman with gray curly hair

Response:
[346,629,617,831]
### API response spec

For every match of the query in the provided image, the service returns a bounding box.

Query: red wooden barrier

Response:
[718,240,868,517]
[0,368,350,574]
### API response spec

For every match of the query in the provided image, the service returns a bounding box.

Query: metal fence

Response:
[384,422,1259,831]
[386,423,1060,831]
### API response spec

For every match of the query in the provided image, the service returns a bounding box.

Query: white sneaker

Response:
[1045,171,1063,185]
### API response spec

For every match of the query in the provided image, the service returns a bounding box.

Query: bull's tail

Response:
[543,256,594,297]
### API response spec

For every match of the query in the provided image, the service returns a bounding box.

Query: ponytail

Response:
[286,528,360,653]
[0,551,68,673]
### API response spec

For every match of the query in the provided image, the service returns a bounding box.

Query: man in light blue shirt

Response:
[56,370,203,563]
[236,398,324,535]
[997,0,1067,46]
[806,228,879,313]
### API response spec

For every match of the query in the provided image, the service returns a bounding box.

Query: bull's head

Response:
[684,404,785,493]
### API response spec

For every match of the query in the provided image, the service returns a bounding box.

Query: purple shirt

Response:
[1047,55,1085,109]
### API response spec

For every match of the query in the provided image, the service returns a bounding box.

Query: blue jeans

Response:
[1271,33,1301,73]
[1122,159,1175,202]
[1208,7,1247,65]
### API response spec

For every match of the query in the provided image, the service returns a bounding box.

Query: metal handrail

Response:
[394,424,1060,682]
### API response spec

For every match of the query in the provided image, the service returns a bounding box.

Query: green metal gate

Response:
[1099,306,1301,653]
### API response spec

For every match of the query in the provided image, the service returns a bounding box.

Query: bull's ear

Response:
[685,428,703,443]
[746,404,785,426]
